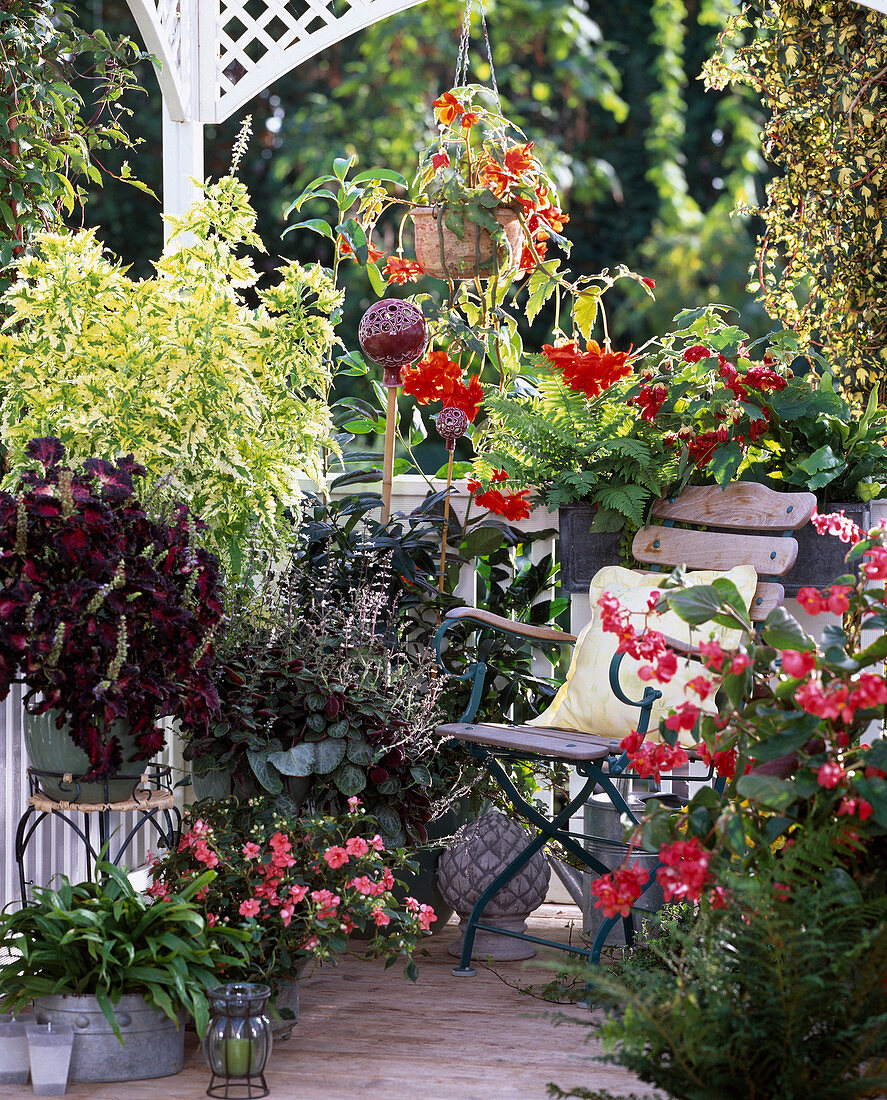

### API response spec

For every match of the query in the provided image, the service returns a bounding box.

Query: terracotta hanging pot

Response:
[411,205,523,281]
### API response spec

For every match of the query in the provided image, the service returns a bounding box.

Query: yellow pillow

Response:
[529,564,757,744]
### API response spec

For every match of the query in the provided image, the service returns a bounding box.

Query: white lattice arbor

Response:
[125,0,430,233]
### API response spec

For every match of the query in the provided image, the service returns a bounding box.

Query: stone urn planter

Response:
[33,994,184,1083]
[437,810,550,960]
[411,206,523,281]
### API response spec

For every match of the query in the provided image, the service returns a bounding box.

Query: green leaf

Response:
[336,218,368,265]
[735,774,798,810]
[333,155,356,180]
[572,289,600,340]
[352,168,408,188]
[333,762,366,796]
[524,261,561,325]
[665,585,723,626]
[762,607,814,652]
[247,751,283,794]
[286,218,334,240]
[266,743,316,777]
[313,738,347,774]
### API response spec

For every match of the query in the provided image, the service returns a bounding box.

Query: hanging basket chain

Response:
[454,0,502,116]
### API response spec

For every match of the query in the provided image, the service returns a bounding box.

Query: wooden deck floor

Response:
[0,905,664,1100]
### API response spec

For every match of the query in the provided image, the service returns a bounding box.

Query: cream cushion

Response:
[528,565,757,744]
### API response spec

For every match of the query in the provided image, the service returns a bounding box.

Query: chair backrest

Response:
[631,483,818,622]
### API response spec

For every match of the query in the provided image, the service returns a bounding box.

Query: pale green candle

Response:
[223,1037,252,1077]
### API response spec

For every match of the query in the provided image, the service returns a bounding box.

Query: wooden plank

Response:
[650,483,817,531]
[438,722,615,761]
[444,607,577,644]
[633,525,799,577]
[612,572,784,623]
[41,907,664,1100]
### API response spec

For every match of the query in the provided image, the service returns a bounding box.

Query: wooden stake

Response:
[381,385,398,524]
[438,449,456,593]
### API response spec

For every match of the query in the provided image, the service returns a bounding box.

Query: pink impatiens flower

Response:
[238,897,261,918]
[817,761,846,789]
[324,846,349,868]
[242,842,262,860]
[345,837,370,857]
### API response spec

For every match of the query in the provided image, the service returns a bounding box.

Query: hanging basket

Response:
[411,205,523,281]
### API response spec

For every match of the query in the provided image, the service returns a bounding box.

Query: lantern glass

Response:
[203,984,272,1099]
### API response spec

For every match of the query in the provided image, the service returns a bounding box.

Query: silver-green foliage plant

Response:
[0,176,342,577]
[0,861,250,1040]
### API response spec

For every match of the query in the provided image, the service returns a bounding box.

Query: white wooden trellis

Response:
[125,0,432,234]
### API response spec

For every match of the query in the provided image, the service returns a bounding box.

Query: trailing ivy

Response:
[706,1,887,400]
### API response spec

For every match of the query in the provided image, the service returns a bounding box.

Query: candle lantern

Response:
[0,1016,30,1085]
[26,1022,74,1096]
[357,299,428,523]
[203,984,272,1099]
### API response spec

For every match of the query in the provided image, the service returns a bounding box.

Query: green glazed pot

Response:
[23,710,144,803]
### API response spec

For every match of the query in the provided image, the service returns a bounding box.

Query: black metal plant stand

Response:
[14,764,181,900]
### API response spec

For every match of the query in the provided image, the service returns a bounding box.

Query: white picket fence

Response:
[1,482,884,911]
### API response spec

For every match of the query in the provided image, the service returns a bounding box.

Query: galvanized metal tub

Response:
[33,994,184,1082]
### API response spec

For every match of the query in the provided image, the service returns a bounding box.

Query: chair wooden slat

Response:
[443,607,577,644]
[436,722,614,762]
[649,483,817,531]
[633,525,799,577]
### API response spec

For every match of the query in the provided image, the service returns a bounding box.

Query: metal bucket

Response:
[34,994,184,1082]
[582,789,663,946]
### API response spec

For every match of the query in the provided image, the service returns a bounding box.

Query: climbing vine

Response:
[706,0,887,400]
[0,0,150,295]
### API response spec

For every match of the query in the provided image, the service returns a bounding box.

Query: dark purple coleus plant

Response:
[0,438,224,780]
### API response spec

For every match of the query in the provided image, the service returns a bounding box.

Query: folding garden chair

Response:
[433,482,817,971]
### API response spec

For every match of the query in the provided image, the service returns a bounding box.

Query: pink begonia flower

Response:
[238,898,261,918]
[242,842,262,860]
[147,879,169,899]
[697,638,726,671]
[811,508,864,545]
[685,675,714,701]
[289,883,309,904]
[207,912,217,927]
[817,761,846,789]
[656,837,711,903]
[837,797,874,821]
[404,896,420,913]
[369,834,385,852]
[418,905,436,930]
[345,837,370,857]
[781,649,816,678]
[269,832,292,854]
[382,867,395,890]
[863,545,887,579]
[192,819,211,837]
[324,846,349,868]
[347,796,363,810]
[303,935,319,950]
[372,908,391,927]
[280,905,293,928]
[726,653,752,676]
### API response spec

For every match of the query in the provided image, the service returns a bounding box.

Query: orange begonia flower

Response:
[383,257,424,285]
[543,339,634,399]
[431,151,451,171]
[401,350,483,422]
[338,236,385,264]
[479,163,513,196]
[503,142,535,175]
[461,111,480,130]
[433,92,464,126]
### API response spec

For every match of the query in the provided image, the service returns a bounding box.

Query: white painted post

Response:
[161,107,204,242]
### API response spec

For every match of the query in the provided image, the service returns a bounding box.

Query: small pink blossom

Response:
[369,834,385,852]
[324,846,349,868]
[781,649,816,678]
[347,796,363,811]
[238,897,262,918]
[242,842,262,860]
[817,761,846,789]
[372,908,391,927]
[345,837,370,857]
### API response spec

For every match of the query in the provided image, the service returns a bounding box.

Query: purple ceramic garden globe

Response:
[358,299,427,386]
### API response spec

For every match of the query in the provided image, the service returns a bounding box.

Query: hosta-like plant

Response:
[0,437,223,779]
[0,176,341,577]
[0,861,250,1040]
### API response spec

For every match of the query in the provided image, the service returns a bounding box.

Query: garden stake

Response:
[357,299,428,524]
[436,407,469,593]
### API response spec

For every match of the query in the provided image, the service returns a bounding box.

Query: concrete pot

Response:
[33,994,184,1082]
[411,206,523,281]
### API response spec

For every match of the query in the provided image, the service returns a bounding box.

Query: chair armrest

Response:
[442,606,577,645]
